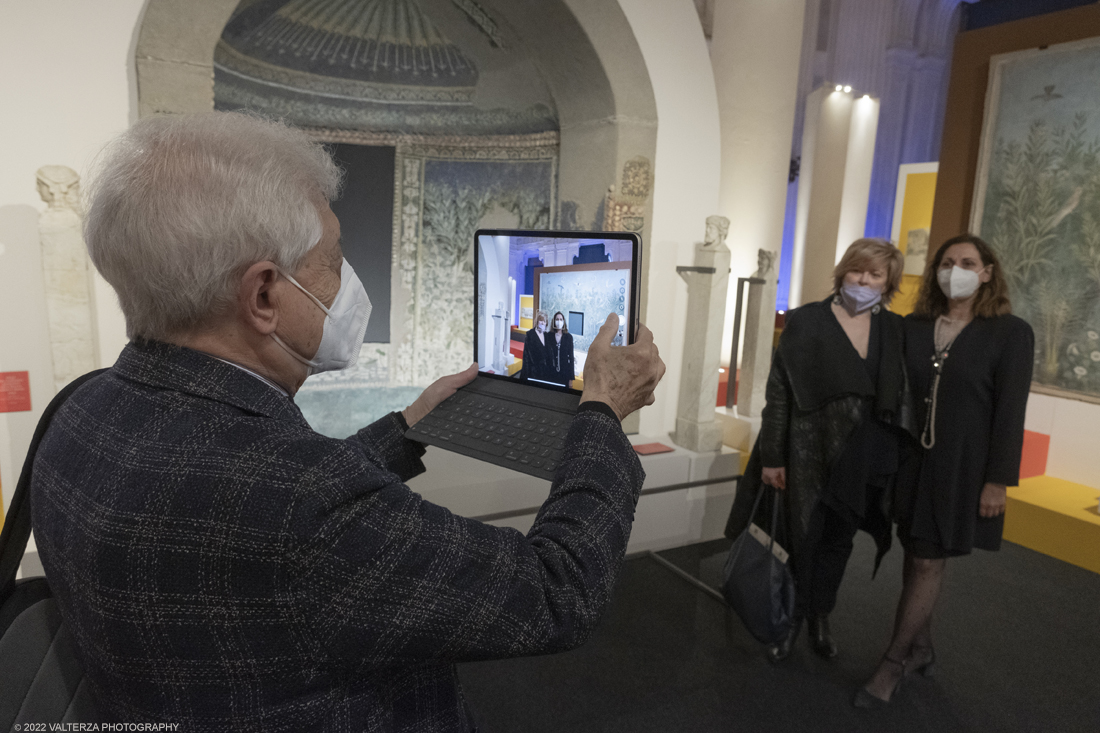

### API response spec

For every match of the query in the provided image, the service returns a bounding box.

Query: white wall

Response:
[0,0,144,516]
[617,0,723,438]
[711,0,805,369]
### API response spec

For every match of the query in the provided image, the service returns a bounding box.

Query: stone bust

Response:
[703,214,730,248]
[754,248,777,278]
[36,165,82,212]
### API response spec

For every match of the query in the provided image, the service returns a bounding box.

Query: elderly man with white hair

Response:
[30,112,664,732]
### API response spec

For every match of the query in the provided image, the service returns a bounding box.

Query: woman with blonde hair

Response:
[726,238,912,663]
[520,310,553,383]
[856,234,1033,707]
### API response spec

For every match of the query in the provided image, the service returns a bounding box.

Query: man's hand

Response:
[762,466,786,490]
[579,314,665,421]
[403,362,478,427]
[979,482,1007,518]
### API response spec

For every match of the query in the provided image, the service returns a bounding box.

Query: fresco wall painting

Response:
[972,37,1100,404]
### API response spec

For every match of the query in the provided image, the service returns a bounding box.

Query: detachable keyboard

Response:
[405,375,580,481]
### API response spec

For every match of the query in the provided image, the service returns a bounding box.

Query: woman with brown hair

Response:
[726,238,911,664]
[856,234,1034,707]
[547,311,576,388]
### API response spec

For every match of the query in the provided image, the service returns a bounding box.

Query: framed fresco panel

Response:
[971,36,1100,405]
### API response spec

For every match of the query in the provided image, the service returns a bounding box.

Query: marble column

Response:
[790,87,880,306]
[671,217,730,453]
[37,166,98,393]
[904,55,949,162]
[865,46,918,238]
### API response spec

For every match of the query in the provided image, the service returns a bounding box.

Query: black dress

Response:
[546,331,575,387]
[520,328,551,382]
[899,314,1034,555]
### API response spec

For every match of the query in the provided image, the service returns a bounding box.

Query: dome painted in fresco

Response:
[214,0,558,135]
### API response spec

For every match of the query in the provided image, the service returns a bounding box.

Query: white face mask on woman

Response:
[937,265,981,300]
[271,258,372,375]
[554,319,564,329]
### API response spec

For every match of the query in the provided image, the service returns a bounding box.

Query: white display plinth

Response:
[406,438,741,554]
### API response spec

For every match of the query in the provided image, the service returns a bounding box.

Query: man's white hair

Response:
[84,112,343,340]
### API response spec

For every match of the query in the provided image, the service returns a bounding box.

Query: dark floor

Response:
[458,534,1100,732]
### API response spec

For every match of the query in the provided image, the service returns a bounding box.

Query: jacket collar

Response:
[112,339,309,426]
[778,298,877,412]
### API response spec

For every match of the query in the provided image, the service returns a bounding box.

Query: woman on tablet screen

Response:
[520,310,553,383]
[547,311,576,389]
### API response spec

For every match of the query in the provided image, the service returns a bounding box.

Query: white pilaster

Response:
[709,0,805,369]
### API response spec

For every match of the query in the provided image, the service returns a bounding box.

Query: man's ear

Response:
[240,261,280,335]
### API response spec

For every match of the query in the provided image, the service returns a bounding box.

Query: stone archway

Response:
[133,0,658,387]
[133,0,657,246]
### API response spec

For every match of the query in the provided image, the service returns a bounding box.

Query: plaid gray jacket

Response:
[31,340,645,732]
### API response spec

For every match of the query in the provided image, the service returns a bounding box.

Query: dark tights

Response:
[863,551,946,701]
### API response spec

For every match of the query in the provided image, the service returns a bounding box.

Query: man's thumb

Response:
[593,313,620,348]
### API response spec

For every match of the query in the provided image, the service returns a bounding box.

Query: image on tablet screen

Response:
[475,232,635,392]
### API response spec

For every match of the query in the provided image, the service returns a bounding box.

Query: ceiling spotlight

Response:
[843,85,852,93]
[835,84,843,92]
[862,94,871,100]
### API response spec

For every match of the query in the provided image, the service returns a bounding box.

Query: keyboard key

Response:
[442,431,506,456]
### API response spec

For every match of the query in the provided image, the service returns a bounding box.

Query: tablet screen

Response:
[474,229,640,395]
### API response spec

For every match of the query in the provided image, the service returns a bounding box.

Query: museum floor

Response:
[458,533,1100,732]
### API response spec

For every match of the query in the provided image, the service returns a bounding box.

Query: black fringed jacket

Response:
[726,299,914,569]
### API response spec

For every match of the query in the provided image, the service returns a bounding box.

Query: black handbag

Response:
[721,483,796,645]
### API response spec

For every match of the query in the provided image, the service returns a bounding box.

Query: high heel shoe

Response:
[852,656,906,708]
[909,645,936,678]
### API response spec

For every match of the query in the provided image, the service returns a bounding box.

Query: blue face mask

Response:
[838,283,882,315]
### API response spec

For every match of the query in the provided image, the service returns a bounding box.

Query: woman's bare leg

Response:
[862,552,946,701]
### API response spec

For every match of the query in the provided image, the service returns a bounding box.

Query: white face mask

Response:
[554,319,564,329]
[271,258,372,375]
[937,265,981,300]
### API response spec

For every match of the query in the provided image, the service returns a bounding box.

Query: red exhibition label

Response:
[0,372,32,413]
